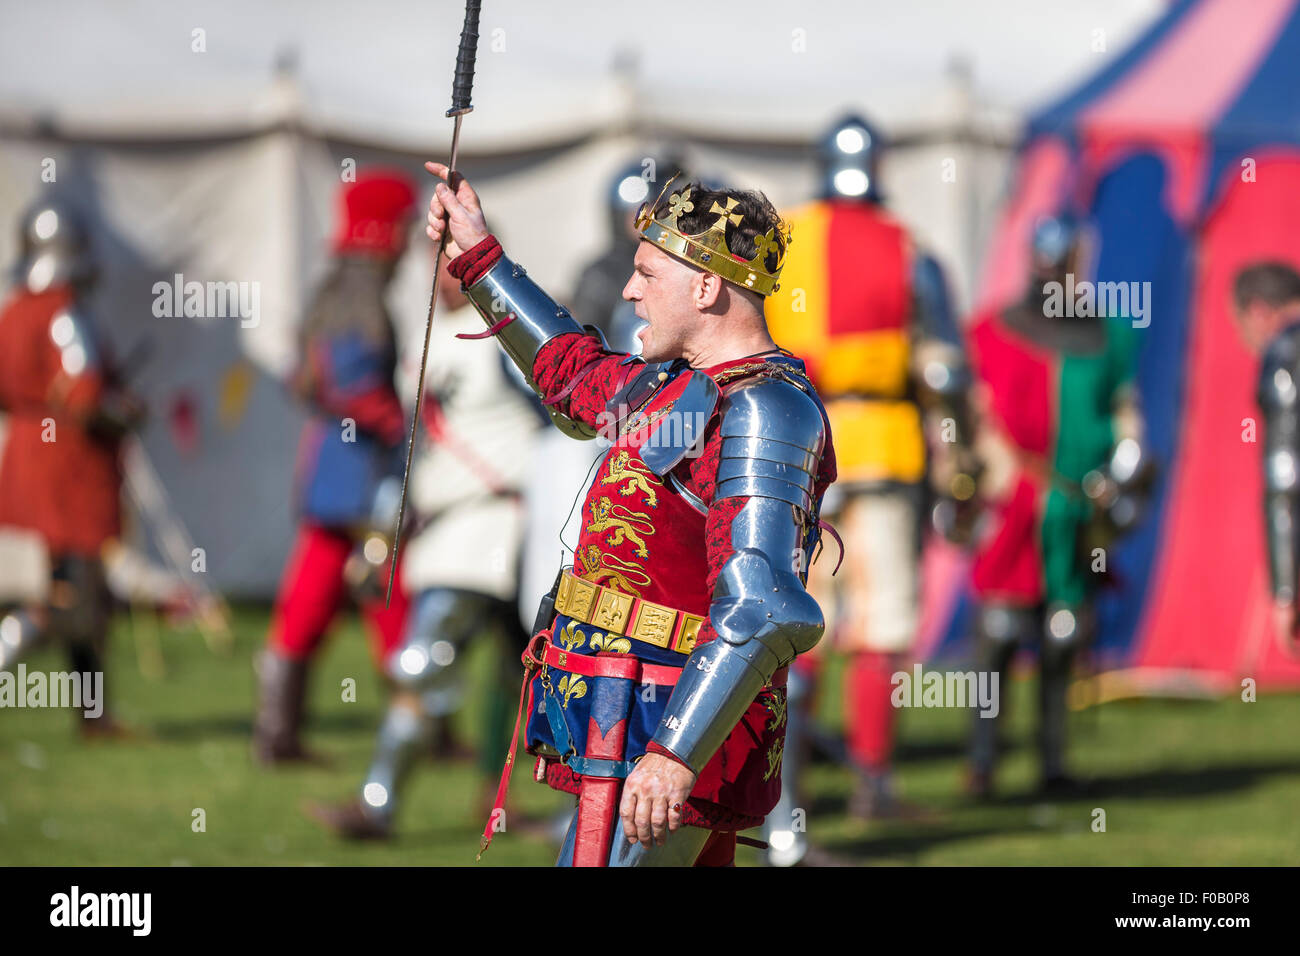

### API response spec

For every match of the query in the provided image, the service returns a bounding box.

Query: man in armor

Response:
[0,199,144,734]
[763,114,976,862]
[252,169,415,765]
[964,212,1149,797]
[308,251,545,838]
[1231,261,1300,654]
[424,158,837,866]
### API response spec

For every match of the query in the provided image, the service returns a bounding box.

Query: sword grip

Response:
[447,0,482,116]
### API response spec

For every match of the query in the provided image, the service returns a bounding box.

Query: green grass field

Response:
[2,605,1298,866]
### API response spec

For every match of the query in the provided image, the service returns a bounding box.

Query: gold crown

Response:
[634,175,790,296]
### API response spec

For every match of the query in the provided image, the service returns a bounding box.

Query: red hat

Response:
[332,168,417,256]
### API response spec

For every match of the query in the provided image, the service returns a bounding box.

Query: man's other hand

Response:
[620,752,696,849]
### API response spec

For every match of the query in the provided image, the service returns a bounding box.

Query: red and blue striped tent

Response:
[920,0,1300,696]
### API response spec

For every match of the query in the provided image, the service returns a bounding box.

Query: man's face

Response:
[622,241,701,361]
[1232,299,1278,355]
[1030,238,1085,297]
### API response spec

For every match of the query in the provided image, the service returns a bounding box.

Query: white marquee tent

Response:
[0,0,1161,595]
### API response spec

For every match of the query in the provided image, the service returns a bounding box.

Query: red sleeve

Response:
[55,365,106,420]
[47,337,116,428]
[531,335,634,432]
[645,741,693,768]
[339,388,405,446]
[447,234,504,286]
[295,345,406,447]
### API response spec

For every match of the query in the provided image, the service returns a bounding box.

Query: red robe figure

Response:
[964,213,1149,797]
[252,169,416,764]
[0,200,144,734]
[427,163,837,866]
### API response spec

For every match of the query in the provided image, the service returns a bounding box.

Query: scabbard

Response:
[572,653,637,867]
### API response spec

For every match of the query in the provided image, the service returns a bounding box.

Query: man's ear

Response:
[695,272,724,311]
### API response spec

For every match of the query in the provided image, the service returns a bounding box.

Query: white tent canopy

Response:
[0,0,1162,595]
[1,0,1160,145]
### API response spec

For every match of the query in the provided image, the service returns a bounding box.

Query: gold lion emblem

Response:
[586,496,655,559]
[578,545,650,595]
[600,450,662,508]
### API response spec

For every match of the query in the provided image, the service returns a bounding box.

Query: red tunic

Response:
[534,333,839,826]
[0,287,122,556]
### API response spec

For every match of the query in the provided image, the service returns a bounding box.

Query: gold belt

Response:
[553,568,703,655]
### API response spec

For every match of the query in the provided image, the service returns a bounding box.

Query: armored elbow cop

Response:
[651,378,827,772]
[464,255,598,438]
[1082,435,1155,536]
[915,341,974,439]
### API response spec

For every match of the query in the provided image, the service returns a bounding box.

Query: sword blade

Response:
[384,113,464,607]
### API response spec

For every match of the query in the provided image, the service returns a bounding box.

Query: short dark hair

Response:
[1233,261,1300,311]
[672,182,787,277]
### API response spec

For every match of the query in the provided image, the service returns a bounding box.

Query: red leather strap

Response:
[540,639,683,687]
[477,630,548,860]
[818,518,845,575]
[613,361,640,396]
[542,354,605,407]
[454,312,515,340]
[421,395,511,495]
[536,639,788,693]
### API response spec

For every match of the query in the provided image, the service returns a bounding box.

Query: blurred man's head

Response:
[14,199,96,294]
[1028,212,1086,289]
[332,168,417,264]
[818,113,884,203]
[606,153,688,243]
[1232,261,1300,354]
[623,181,786,362]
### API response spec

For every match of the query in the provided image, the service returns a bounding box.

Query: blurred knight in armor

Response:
[0,199,145,735]
[763,114,978,863]
[1231,261,1300,656]
[252,169,416,765]
[308,248,545,838]
[964,212,1152,798]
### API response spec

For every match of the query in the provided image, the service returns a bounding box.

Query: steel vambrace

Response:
[463,255,604,440]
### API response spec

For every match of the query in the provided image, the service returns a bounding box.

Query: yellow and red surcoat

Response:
[766,199,924,485]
